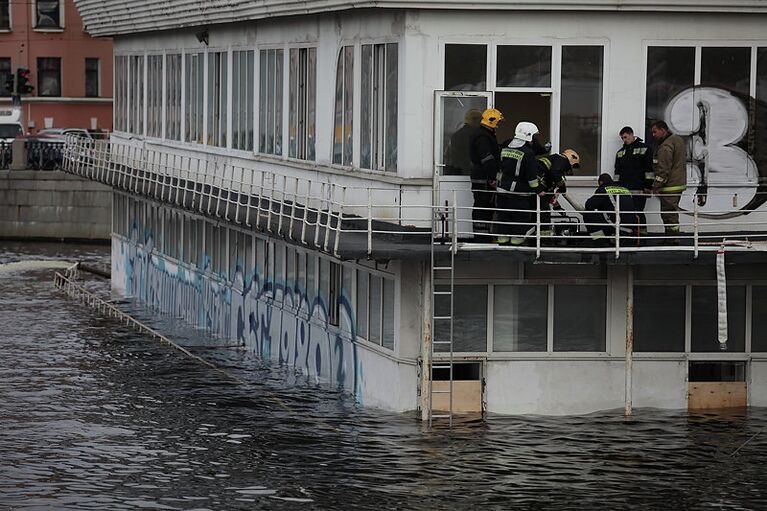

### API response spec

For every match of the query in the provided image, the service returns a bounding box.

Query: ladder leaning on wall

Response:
[429,194,457,427]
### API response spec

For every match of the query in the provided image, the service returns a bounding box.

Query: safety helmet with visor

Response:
[481,108,504,129]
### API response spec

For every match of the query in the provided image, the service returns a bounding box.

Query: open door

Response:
[434,91,492,237]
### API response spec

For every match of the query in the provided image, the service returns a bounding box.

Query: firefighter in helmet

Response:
[536,149,579,236]
[468,108,504,239]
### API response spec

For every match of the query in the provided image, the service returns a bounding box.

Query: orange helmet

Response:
[562,149,580,169]
[481,108,504,129]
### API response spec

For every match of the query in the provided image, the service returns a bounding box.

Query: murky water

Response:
[1,242,767,510]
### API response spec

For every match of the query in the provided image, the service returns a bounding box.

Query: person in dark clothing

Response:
[614,126,653,232]
[584,173,638,242]
[536,149,579,235]
[444,109,482,176]
[494,121,544,245]
[469,108,504,239]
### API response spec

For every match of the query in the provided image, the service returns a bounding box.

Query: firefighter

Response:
[536,149,579,235]
[614,126,653,232]
[650,120,687,235]
[469,108,504,239]
[445,109,482,176]
[494,121,544,245]
[583,173,637,242]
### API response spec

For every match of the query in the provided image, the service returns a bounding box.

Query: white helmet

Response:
[514,121,539,142]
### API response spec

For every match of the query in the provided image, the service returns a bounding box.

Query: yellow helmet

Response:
[481,108,504,129]
[562,149,580,169]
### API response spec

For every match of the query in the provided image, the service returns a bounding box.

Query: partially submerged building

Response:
[68,0,767,420]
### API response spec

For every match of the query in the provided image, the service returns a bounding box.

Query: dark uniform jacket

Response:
[585,184,637,226]
[469,126,501,183]
[537,153,570,193]
[498,144,542,194]
[615,138,654,190]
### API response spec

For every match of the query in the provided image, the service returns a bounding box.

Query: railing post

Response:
[693,193,699,259]
[452,190,458,253]
[333,186,346,258]
[367,187,373,256]
[314,182,325,247]
[277,174,287,236]
[288,177,299,240]
[535,193,541,259]
[615,192,621,259]
[301,180,311,244]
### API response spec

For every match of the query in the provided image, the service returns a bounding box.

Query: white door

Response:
[433,91,493,238]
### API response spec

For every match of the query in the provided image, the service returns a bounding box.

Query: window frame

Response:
[0,0,11,31]
[439,38,609,180]
[36,56,62,97]
[85,57,100,98]
[287,45,317,162]
[359,41,399,173]
[32,0,64,31]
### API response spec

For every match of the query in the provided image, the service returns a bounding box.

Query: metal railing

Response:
[62,135,767,259]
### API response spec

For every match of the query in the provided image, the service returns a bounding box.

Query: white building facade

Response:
[71,0,767,416]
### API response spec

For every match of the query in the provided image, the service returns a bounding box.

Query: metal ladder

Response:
[428,195,457,427]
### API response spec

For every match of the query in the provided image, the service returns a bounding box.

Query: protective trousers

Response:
[471,181,494,236]
[658,192,681,232]
[495,192,533,239]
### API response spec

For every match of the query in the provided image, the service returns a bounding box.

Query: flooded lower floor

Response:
[1,242,767,510]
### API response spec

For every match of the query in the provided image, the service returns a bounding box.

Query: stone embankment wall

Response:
[0,171,111,241]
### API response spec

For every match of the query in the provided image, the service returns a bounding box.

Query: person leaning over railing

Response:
[650,120,687,235]
[494,121,545,245]
[583,173,637,244]
[614,126,654,234]
[537,148,580,236]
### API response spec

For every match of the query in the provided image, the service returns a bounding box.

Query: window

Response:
[146,55,162,137]
[752,286,767,352]
[496,45,551,88]
[232,50,254,151]
[34,0,62,29]
[369,274,382,345]
[0,1,9,30]
[356,270,368,339]
[560,46,603,175]
[114,56,128,132]
[207,51,227,147]
[634,286,686,352]
[645,47,695,141]
[436,285,487,353]
[382,278,394,350]
[445,44,487,91]
[288,47,316,160]
[361,43,397,172]
[166,54,181,140]
[333,46,354,166]
[129,55,144,135]
[184,52,204,143]
[691,286,746,353]
[701,47,751,97]
[37,57,61,97]
[493,285,548,352]
[553,285,606,352]
[0,58,10,96]
[85,58,99,97]
[258,48,283,155]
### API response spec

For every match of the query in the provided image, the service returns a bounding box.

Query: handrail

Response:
[61,134,767,259]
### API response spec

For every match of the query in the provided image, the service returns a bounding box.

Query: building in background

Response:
[0,0,112,133]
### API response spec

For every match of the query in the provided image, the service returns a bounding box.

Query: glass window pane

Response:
[560,46,603,175]
[436,285,487,353]
[333,49,344,164]
[756,48,767,179]
[553,285,606,352]
[692,286,746,352]
[441,96,488,176]
[382,278,394,350]
[493,285,548,352]
[343,46,354,166]
[445,44,487,91]
[645,47,695,141]
[369,275,382,345]
[634,286,685,352]
[701,47,751,97]
[360,45,373,169]
[752,286,767,352]
[384,43,398,172]
[356,270,369,339]
[496,46,551,88]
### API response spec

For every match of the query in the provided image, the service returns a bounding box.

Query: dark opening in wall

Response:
[432,362,481,381]
[689,361,746,382]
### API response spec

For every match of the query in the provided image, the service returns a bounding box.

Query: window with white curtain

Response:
[146,55,162,138]
[361,43,398,172]
[258,49,283,156]
[166,54,182,141]
[185,52,204,144]
[333,46,354,166]
[207,51,227,147]
[288,47,316,161]
[232,50,254,151]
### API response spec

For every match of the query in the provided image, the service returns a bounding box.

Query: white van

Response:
[0,108,24,142]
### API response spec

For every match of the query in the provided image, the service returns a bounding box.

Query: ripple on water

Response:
[1,243,767,509]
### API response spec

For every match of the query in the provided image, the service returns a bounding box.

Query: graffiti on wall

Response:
[112,224,365,403]
[664,86,767,218]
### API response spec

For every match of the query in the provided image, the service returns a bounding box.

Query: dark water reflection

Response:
[1,242,767,510]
